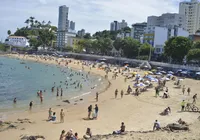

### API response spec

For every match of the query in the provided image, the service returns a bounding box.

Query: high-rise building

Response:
[58,5,69,31]
[110,20,128,31]
[119,20,128,29]
[147,13,186,29]
[57,5,76,47]
[131,22,147,40]
[179,0,200,34]
[77,29,86,37]
[69,21,75,30]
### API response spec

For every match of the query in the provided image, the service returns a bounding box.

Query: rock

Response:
[8,124,17,129]
[166,123,189,131]
[80,98,83,101]
[21,135,45,140]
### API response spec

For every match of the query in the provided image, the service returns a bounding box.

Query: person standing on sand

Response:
[94,104,99,119]
[181,100,186,111]
[60,109,65,123]
[59,130,65,140]
[192,94,197,104]
[57,87,59,97]
[121,90,124,98]
[61,88,63,97]
[29,101,33,110]
[115,89,118,98]
[182,85,185,94]
[187,87,191,96]
[96,92,99,102]
[88,105,92,119]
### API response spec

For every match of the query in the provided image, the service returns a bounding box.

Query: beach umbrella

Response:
[150,78,158,82]
[157,67,163,70]
[167,73,173,76]
[160,71,167,74]
[168,71,174,74]
[181,71,187,74]
[156,72,162,75]
[133,72,137,75]
[134,83,146,87]
[147,71,153,75]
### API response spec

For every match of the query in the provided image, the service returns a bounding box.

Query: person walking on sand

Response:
[121,90,124,98]
[192,94,197,104]
[187,87,191,96]
[96,92,99,102]
[182,85,185,95]
[115,89,118,98]
[181,100,186,111]
[60,109,65,123]
[29,101,33,110]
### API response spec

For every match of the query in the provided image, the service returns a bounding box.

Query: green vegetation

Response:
[9,17,56,50]
[0,43,8,52]
[164,37,192,63]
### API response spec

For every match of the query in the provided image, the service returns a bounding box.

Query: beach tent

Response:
[139,61,152,69]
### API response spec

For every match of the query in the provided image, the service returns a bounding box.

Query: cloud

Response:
[0,0,184,41]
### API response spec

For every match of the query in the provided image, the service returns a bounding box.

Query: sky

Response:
[0,0,189,41]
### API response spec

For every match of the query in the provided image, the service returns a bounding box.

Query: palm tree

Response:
[7,30,11,36]
[42,20,45,25]
[47,21,51,26]
[29,16,35,27]
[25,19,30,27]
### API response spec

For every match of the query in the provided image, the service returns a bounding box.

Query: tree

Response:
[83,33,91,39]
[139,43,154,56]
[187,49,200,61]
[7,30,11,36]
[113,38,123,50]
[25,19,30,27]
[192,41,200,49]
[121,37,140,58]
[164,37,192,63]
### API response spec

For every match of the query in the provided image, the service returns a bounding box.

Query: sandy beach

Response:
[0,54,200,140]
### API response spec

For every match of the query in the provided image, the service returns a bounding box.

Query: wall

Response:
[177,28,189,37]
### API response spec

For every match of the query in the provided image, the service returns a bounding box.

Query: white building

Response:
[143,26,189,54]
[5,36,30,47]
[58,5,69,31]
[179,0,200,34]
[116,32,131,39]
[147,13,186,29]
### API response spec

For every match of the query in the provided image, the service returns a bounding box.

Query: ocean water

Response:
[0,57,104,113]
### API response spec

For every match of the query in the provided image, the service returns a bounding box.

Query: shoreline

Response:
[0,54,110,116]
[0,54,200,140]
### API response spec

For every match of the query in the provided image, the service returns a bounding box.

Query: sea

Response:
[0,56,106,114]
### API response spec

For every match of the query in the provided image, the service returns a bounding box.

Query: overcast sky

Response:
[0,0,189,41]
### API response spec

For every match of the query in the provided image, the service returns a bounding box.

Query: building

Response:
[189,30,200,42]
[57,31,76,47]
[143,26,189,54]
[116,32,131,39]
[69,21,75,30]
[58,5,69,32]
[5,36,30,47]
[67,37,81,47]
[110,20,128,31]
[77,29,85,37]
[179,0,200,34]
[131,22,147,40]
[147,13,186,29]
[119,20,128,29]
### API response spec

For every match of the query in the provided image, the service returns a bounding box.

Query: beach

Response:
[0,54,200,140]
